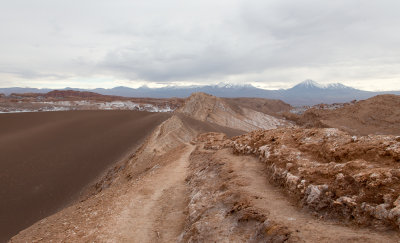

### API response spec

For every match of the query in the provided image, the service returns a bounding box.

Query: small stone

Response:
[306,185,321,205]
[375,204,389,219]
[393,196,400,207]
[383,194,393,204]
[370,173,380,179]
[335,173,345,181]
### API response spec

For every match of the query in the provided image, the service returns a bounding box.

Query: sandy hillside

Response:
[177,92,288,132]
[285,94,400,135]
[8,113,246,242]
[0,111,170,243]
[224,97,292,117]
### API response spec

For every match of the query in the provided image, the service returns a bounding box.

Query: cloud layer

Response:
[1,0,400,90]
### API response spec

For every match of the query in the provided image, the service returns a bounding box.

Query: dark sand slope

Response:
[0,111,170,242]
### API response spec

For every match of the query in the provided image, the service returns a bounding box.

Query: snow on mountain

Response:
[290,80,354,90]
[292,79,325,89]
[215,82,256,89]
[325,83,354,89]
[1,80,399,106]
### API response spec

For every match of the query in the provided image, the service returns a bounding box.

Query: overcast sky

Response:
[1,0,400,90]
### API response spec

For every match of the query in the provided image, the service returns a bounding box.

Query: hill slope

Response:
[177,92,287,132]
[0,111,171,242]
[286,94,400,135]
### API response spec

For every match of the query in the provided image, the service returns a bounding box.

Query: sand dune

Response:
[0,110,170,242]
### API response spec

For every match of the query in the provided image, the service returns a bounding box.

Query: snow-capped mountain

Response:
[290,80,354,90]
[291,79,325,89]
[1,80,399,106]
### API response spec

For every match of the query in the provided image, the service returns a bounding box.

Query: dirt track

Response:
[226,149,399,242]
[0,110,170,242]
[179,136,400,242]
[104,145,195,242]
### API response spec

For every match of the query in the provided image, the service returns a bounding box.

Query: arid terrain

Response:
[2,92,400,242]
[0,90,184,113]
[0,111,170,242]
[285,94,400,135]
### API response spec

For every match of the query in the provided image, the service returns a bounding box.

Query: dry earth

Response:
[230,128,400,230]
[180,133,399,242]
[178,92,288,132]
[0,111,170,242]
[285,94,400,135]
[6,93,400,242]
[224,97,292,117]
[0,90,184,113]
[8,113,245,242]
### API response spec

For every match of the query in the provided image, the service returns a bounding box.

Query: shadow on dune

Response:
[0,110,170,242]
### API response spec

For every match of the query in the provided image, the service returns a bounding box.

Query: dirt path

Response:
[216,149,400,242]
[104,144,195,243]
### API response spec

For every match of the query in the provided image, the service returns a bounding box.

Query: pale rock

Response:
[286,173,300,191]
[305,184,328,205]
[335,173,345,181]
[286,163,294,170]
[394,196,400,207]
[334,196,356,207]
[375,204,390,220]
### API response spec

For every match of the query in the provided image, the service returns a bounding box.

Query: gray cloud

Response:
[0,0,400,90]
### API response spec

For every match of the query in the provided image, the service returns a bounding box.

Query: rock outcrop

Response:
[285,94,400,135]
[177,92,287,132]
[230,127,400,229]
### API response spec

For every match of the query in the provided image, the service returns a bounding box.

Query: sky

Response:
[1,0,400,91]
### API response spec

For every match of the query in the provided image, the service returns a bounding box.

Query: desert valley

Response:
[1,88,400,242]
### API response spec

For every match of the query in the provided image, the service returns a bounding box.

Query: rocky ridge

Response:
[177,92,287,132]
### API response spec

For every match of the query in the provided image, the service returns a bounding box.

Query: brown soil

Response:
[231,128,400,230]
[177,113,244,138]
[177,92,288,132]
[224,97,292,117]
[9,114,247,242]
[179,133,399,242]
[0,110,170,242]
[285,94,400,135]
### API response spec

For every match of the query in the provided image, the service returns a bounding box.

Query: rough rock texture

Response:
[223,97,292,117]
[285,94,400,135]
[177,92,287,132]
[231,127,400,229]
[179,139,293,243]
[180,133,399,242]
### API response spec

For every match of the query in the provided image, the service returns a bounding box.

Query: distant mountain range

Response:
[1,80,399,106]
